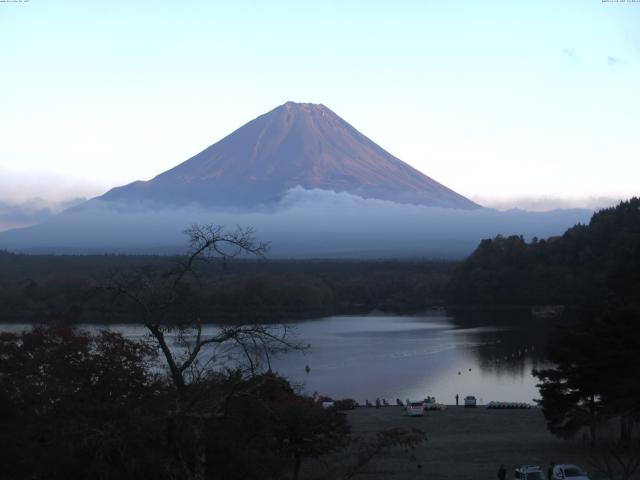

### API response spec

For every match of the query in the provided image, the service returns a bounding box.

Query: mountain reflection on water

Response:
[270,309,553,404]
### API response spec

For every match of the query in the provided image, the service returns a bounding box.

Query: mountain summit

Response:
[101,101,479,209]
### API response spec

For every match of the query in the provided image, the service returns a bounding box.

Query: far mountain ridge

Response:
[100,101,479,209]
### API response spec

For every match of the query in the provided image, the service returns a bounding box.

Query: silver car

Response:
[406,401,425,417]
[515,465,546,480]
[551,464,590,480]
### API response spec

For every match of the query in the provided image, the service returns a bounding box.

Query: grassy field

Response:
[303,406,595,480]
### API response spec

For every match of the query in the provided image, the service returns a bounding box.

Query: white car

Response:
[515,465,546,480]
[320,397,335,409]
[406,401,425,416]
[551,464,590,480]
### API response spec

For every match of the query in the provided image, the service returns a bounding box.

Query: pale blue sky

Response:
[1,0,639,208]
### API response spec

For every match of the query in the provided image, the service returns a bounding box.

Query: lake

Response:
[271,311,551,405]
[1,310,552,404]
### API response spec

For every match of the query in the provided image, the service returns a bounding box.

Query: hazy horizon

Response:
[0,188,595,258]
[0,171,627,234]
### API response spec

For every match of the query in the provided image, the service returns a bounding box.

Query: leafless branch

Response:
[105,224,301,417]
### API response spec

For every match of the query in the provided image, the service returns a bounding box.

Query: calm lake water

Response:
[1,310,552,404]
[271,311,551,405]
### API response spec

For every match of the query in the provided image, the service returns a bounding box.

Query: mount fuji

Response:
[99,101,478,210]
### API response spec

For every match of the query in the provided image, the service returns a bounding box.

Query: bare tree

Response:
[109,224,301,480]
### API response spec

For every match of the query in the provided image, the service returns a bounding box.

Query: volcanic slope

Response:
[100,102,479,209]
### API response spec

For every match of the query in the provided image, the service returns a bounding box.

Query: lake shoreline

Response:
[0,303,568,326]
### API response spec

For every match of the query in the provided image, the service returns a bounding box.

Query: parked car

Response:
[464,395,477,408]
[551,464,590,480]
[406,401,425,417]
[319,397,335,409]
[515,465,546,480]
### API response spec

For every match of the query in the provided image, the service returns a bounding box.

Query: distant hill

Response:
[448,198,640,306]
[99,101,479,209]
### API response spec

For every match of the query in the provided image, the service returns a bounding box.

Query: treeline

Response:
[445,198,640,473]
[0,254,456,323]
[448,198,640,307]
[524,202,640,474]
